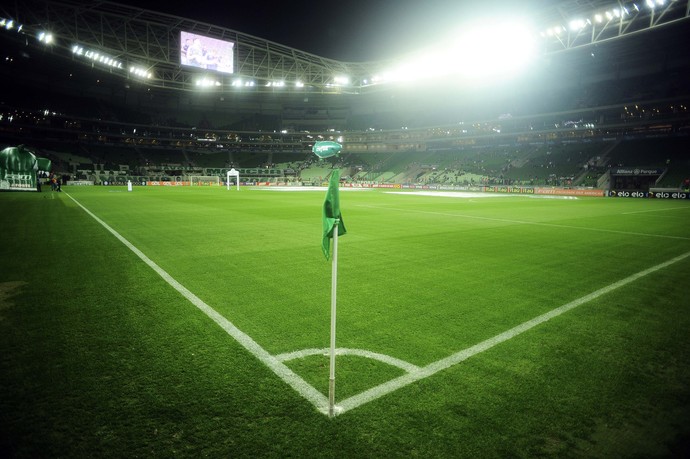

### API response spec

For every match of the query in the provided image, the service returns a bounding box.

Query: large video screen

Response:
[180,31,234,74]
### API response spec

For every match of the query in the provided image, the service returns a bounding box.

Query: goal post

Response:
[226,168,240,191]
[190,175,221,186]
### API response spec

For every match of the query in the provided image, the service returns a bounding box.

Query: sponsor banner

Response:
[1,178,37,191]
[649,191,690,200]
[402,184,435,190]
[610,168,664,176]
[1,175,37,191]
[438,185,471,191]
[66,180,95,186]
[484,186,535,194]
[608,190,648,198]
[343,183,371,188]
[535,187,605,197]
[146,181,190,186]
[341,183,402,189]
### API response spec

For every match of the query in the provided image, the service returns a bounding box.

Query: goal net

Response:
[190,175,221,186]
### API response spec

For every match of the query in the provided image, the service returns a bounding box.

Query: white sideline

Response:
[65,193,330,414]
[66,192,690,417]
[622,207,689,215]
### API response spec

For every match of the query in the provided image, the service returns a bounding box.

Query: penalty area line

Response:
[336,249,690,414]
[65,192,329,414]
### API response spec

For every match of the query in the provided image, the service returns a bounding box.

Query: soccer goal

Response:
[226,168,240,191]
[190,175,221,186]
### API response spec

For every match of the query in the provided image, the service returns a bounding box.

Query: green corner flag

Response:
[322,169,347,260]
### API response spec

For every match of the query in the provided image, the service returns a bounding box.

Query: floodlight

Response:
[569,19,586,31]
[38,31,54,44]
[646,0,655,8]
[450,20,537,81]
[129,66,152,79]
[6,20,14,30]
[333,75,350,85]
[196,77,220,87]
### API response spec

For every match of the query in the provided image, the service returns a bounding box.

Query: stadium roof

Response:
[1,0,688,94]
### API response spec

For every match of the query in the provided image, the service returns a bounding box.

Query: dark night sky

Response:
[118,0,558,61]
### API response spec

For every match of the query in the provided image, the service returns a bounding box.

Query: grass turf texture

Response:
[0,185,689,457]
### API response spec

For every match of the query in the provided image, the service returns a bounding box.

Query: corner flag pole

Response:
[328,219,339,418]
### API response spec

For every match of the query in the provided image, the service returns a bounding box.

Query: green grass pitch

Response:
[1,185,689,457]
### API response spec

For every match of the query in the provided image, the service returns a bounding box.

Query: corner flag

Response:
[322,169,347,417]
[322,169,346,260]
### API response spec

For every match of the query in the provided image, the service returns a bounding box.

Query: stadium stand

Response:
[0,1,689,193]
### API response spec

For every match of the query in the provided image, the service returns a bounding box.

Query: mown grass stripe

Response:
[65,192,330,414]
[337,250,690,414]
[357,204,690,241]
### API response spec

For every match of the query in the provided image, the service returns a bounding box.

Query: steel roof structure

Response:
[1,0,689,94]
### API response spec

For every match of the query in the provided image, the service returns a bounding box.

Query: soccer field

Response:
[1,185,689,457]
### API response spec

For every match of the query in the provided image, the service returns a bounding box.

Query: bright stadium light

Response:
[129,66,152,79]
[195,77,220,87]
[569,19,587,31]
[449,20,537,81]
[371,18,537,87]
[333,75,350,86]
[37,31,54,44]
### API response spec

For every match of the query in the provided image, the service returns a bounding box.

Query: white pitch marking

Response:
[622,206,689,215]
[275,347,421,373]
[387,191,516,198]
[358,204,690,241]
[64,191,690,417]
[336,249,690,414]
[65,193,330,414]
[386,191,578,200]
[255,186,370,192]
